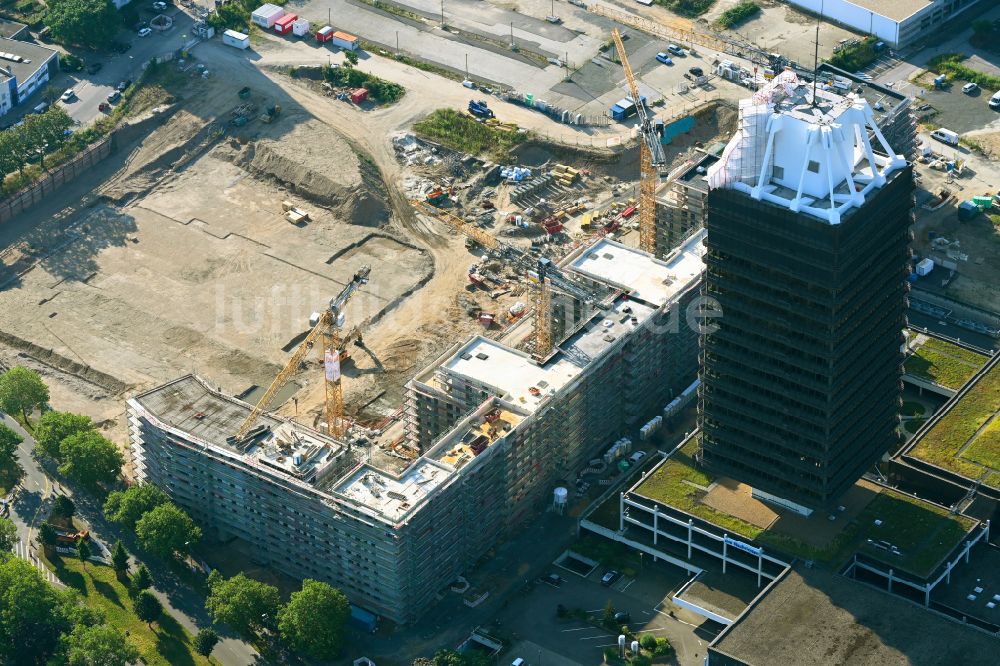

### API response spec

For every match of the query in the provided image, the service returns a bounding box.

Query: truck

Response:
[468,99,494,119]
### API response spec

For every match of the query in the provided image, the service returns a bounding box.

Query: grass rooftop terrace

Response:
[904,335,989,391]
[633,438,978,578]
[909,356,1000,490]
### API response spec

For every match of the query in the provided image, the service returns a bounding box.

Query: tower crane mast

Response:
[233,265,371,442]
[611,28,666,255]
[412,201,599,360]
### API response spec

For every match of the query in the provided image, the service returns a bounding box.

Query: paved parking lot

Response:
[495,555,722,666]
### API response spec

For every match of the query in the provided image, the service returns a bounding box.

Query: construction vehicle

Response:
[468,99,495,119]
[232,265,371,442]
[611,28,666,255]
[260,103,281,123]
[412,200,599,358]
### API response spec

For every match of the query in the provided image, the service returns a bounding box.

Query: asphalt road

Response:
[907,309,997,353]
[3,6,197,131]
[1,411,261,666]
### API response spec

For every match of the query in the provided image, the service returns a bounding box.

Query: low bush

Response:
[323,64,405,104]
[413,108,527,159]
[828,36,879,72]
[654,0,715,17]
[927,53,1000,91]
[715,1,760,29]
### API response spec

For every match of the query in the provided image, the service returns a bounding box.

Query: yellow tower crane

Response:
[412,201,597,359]
[232,265,371,442]
[611,28,667,255]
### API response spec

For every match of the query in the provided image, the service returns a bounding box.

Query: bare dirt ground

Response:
[0,36,638,444]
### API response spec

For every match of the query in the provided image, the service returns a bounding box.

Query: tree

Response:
[278,579,350,659]
[21,109,74,170]
[45,0,119,50]
[603,599,616,628]
[76,537,92,569]
[103,484,170,528]
[345,50,359,66]
[972,19,992,36]
[51,494,76,525]
[133,589,163,630]
[111,540,129,576]
[58,430,124,488]
[639,634,657,651]
[194,627,220,663]
[0,366,49,425]
[0,557,76,663]
[0,422,22,464]
[33,411,93,460]
[65,623,139,666]
[130,563,152,595]
[135,503,201,559]
[205,572,280,638]
[38,522,58,553]
[0,517,16,553]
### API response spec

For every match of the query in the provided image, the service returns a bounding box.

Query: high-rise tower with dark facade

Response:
[699,72,913,513]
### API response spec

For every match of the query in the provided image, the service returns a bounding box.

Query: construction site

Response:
[1,0,999,652]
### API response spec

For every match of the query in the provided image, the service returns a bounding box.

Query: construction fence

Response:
[0,137,113,226]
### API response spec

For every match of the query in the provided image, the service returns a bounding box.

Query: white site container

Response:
[916,258,934,276]
[222,29,249,50]
[330,31,359,51]
[292,18,311,37]
[251,3,285,29]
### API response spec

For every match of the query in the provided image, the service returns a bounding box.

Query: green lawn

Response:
[903,418,927,435]
[902,401,926,417]
[634,438,976,576]
[413,108,528,160]
[49,558,210,666]
[910,360,1000,488]
[904,337,988,390]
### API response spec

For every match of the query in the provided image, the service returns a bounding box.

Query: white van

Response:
[930,128,959,146]
[990,91,1000,110]
[511,659,525,666]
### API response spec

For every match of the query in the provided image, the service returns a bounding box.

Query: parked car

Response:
[542,573,564,587]
[688,66,704,77]
[138,27,152,37]
[107,90,122,103]
[601,570,621,586]
[87,62,103,74]
[629,451,646,464]
[115,41,132,53]
[60,89,75,102]
[32,101,50,114]
[962,82,979,95]
[116,80,132,91]
[152,0,167,9]
[666,44,684,56]
[614,611,631,623]
[655,52,673,65]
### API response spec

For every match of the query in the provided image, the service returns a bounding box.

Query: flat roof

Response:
[710,567,1000,666]
[130,375,345,482]
[0,37,57,88]
[0,19,27,40]
[333,459,451,522]
[835,0,932,23]
[443,336,582,411]
[568,229,706,307]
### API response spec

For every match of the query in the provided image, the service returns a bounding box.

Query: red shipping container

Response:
[316,25,335,42]
[350,88,369,104]
[620,205,637,219]
[274,13,297,34]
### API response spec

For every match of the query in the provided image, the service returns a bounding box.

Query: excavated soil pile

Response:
[233,120,389,226]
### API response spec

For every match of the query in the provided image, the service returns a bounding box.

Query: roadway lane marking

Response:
[561,627,593,632]
[620,579,635,592]
[580,634,614,641]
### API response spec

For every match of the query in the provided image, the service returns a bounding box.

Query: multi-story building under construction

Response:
[128,231,707,623]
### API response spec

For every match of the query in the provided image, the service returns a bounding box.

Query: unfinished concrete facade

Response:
[128,232,706,624]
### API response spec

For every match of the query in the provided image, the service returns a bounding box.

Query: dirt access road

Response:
[194,36,632,420]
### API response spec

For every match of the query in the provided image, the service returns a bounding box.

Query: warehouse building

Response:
[129,232,707,623]
[699,71,914,512]
[790,0,984,49]
[0,37,59,118]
